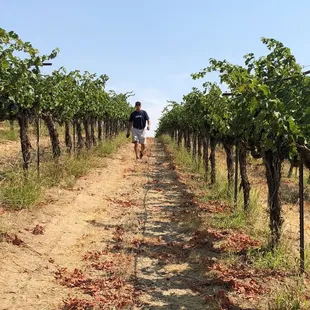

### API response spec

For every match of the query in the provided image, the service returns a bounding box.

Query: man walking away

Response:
[126,101,151,160]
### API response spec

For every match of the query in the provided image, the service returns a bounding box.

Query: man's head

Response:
[135,101,142,111]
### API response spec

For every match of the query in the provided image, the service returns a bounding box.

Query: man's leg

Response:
[139,132,147,159]
[140,144,145,159]
[134,142,139,159]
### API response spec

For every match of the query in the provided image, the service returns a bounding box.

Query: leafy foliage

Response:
[157,37,310,246]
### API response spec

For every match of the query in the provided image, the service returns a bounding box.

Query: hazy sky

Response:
[2,0,310,135]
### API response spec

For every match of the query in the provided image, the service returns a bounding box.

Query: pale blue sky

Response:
[2,0,310,135]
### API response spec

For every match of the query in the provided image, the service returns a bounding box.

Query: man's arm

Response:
[127,121,133,137]
[145,111,151,130]
[127,112,134,137]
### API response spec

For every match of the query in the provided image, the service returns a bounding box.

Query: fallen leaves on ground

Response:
[83,250,109,261]
[218,232,261,252]
[193,199,232,213]
[32,224,45,235]
[0,232,24,245]
[106,197,137,208]
[188,228,260,254]
[62,297,95,310]
[113,225,125,244]
[56,250,137,309]
[200,263,271,309]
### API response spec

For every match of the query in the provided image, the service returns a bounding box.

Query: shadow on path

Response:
[131,141,220,310]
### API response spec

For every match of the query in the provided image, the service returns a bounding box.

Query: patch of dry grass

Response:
[0,133,127,210]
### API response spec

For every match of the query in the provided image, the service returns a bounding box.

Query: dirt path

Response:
[0,139,211,310]
[132,142,210,309]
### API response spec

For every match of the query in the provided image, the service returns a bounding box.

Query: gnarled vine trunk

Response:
[90,118,96,146]
[83,117,91,149]
[264,149,284,247]
[177,130,183,147]
[98,119,103,142]
[184,131,188,149]
[210,135,216,184]
[198,133,203,163]
[76,121,84,151]
[192,132,197,160]
[65,121,72,153]
[105,117,109,139]
[18,113,32,170]
[112,120,116,137]
[42,114,60,158]
[223,140,234,190]
[203,132,210,182]
[186,131,191,153]
[239,144,250,210]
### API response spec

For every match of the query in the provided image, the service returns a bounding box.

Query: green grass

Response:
[0,170,43,210]
[0,130,19,141]
[211,209,246,230]
[206,169,231,202]
[268,281,309,310]
[0,132,127,210]
[159,135,204,174]
[95,134,126,157]
[160,135,261,232]
[42,155,92,188]
[0,121,19,141]
[249,244,294,270]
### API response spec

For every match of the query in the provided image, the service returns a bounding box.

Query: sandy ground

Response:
[0,139,213,310]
